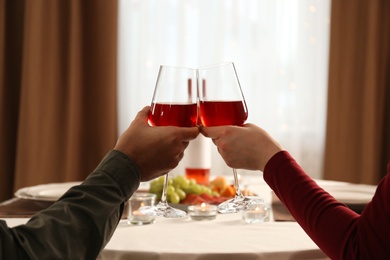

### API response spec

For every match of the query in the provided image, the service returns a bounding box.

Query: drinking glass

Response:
[198,62,253,213]
[139,65,197,218]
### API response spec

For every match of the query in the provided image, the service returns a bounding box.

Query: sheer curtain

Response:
[118,0,330,179]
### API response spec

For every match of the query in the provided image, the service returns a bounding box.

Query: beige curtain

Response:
[0,0,118,201]
[324,0,390,184]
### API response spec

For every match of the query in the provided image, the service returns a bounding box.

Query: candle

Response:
[130,210,155,224]
[128,193,156,225]
[242,199,270,223]
[188,203,217,220]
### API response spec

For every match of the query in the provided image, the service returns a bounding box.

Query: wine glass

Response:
[198,62,254,213]
[139,65,197,218]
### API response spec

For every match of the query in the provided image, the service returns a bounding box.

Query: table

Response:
[100,216,328,260]
[3,215,327,260]
[1,177,376,260]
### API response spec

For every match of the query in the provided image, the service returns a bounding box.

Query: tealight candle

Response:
[188,203,217,221]
[128,193,156,225]
[242,199,270,224]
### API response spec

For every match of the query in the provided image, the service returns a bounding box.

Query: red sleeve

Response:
[263,151,390,260]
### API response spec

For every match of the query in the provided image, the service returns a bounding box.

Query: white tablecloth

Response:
[2,216,327,260]
[97,178,331,260]
[99,215,327,260]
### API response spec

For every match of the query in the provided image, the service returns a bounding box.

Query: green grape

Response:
[172,177,181,189]
[189,184,203,195]
[152,175,219,201]
[171,176,180,187]
[174,175,190,189]
[155,193,162,202]
[211,191,219,196]
[188,179,197,185]
[155,176,165,185]
[203,186,213,195]
[166,185,175,195]
[176,188,186,200]
[168,192,180,204]
[181,185,191,194]
[148,185,162,195]
[199,185,207,193]
[149,181,163,194]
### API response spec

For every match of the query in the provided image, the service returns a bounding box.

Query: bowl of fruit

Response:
[148,175,255,212]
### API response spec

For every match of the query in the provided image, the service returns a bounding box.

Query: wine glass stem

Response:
[160,173,169,203]
[232,168,243,197]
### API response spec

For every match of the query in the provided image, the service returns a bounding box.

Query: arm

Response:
[264,152,390,259]
[264,151,355,259]
[0,106,199,259]
[1,150,139,259]
[201,123,390,259]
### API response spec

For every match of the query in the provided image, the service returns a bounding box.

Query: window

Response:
[118,0,331,179]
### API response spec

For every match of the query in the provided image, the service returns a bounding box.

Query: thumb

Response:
[180,127,200,142]
[135,106,151,122]
[200,126,222,140]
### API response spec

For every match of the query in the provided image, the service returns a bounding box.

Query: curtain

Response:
[324,0,390,184]
[118,0,331,179]
[0,0,118,201]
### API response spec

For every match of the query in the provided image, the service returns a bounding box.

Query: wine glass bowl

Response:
[197,62,253,213]
[199,100,248,127]
[140,65,197,218]
[149,67,198,127]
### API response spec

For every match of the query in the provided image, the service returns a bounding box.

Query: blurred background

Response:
[1,0,389,202]
[118,0,330,180]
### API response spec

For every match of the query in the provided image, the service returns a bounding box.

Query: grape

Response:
[211,191,220,197]
[148,174,218,203]
[166,185,175,195]
[168,193,180,204]
[155,193,162,201]
[149,182,163,194]
[176,188,186,200]
[156,176,165,185]
[173,175,190,189]
[189,184,203,195]
[189,179,197,185]
[201,186,213,195]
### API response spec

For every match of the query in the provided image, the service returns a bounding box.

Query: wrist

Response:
[260,147,283,172]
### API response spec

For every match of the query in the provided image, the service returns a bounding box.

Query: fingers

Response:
[179,126,200,142]
[181,141,190,150]
[141,106,151,113]
[136,106,199,141]
[200,125,224,139]
[134,106,151,123]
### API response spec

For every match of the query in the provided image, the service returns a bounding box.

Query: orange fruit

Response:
[220,185,235,198]
[210,176,228,194]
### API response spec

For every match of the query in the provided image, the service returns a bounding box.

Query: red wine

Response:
[199,100,248,126]
[149,103,198,127]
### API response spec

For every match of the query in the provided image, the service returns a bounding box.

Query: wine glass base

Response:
[218,196,253,214]
[140,202,186,218]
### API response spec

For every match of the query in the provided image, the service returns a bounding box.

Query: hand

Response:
[201,123,283,172]
[114,106,200,181]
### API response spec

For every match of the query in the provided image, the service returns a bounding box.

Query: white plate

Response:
[15,182,82,201]
[272,180,377,206]
[321,184,377,204]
